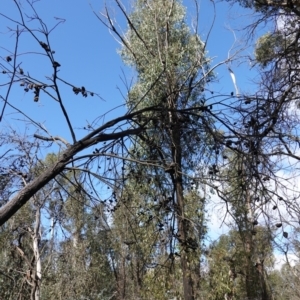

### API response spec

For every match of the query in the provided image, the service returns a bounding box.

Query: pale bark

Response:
[32,205,41,300]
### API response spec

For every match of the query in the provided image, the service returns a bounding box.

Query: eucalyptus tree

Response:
[225,0,300,275]
[0,139,56,300]
[205,227,274,300]
[220,151,275,300]
[99,0,215,298]
[34,155,115,300]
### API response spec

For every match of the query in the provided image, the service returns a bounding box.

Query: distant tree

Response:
[206,227,274,300]
[225,0,300,293]
[221,152,275,300]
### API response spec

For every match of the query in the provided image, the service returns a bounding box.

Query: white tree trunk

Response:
[32,205,42,300]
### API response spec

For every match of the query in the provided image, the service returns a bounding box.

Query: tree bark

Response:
[177,181,195,300]
[32,205,41,300]
[172,116,195,300]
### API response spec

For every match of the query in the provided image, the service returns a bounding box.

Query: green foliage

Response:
[0,204,34,299]
[225,0,283,13]
[206,228,274,300]
[120,0,211,110]
[255,32,285,67]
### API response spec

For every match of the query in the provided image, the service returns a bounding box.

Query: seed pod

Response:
[52,61,61,68]
[39,41,50,51]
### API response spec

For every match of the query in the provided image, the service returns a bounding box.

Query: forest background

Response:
[0,0,300,299]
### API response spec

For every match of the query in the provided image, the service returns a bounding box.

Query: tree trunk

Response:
[32,204,41,300]
[177,183,194,300]
[244,191,272,300]
[172,118,195,300]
